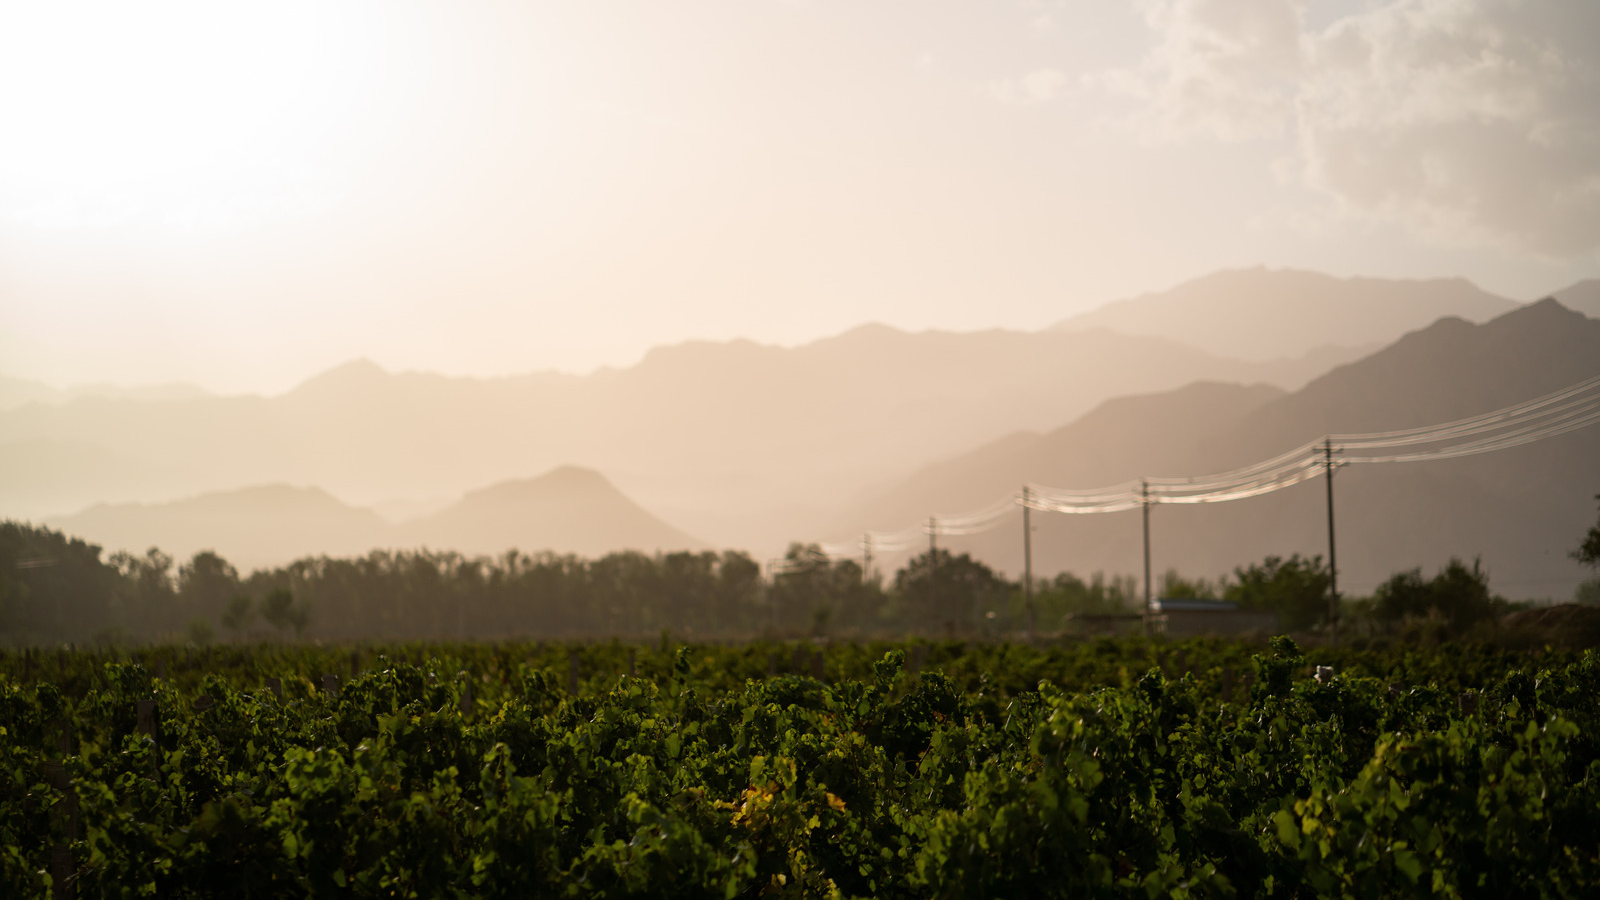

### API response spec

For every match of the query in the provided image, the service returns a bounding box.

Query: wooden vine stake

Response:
[42,716,77,899]
[136,700,157,741]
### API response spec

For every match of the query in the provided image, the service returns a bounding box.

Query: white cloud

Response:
[990,68,1070,105]
[1098,0,1600,255]
[1295,0,1600,255]
[1095,0,1306,140]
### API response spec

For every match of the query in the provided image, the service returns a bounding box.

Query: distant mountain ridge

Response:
[4,267,1586,560]
[0,376,212,412]
[0,317,1372,552]
[1052,268,1516,361]
[46,466,702,573]
[1553,279,1600,318]
[840,300,1600,601]
[398,466,705,559]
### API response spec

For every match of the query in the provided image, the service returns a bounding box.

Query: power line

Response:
[813,374,1600,559]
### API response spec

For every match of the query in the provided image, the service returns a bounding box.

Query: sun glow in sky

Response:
[0,1,1597,393]
[0,2,383,230]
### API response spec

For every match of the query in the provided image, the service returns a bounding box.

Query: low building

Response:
[1152,598,1278,636]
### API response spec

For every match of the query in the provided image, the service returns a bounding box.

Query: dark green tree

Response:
[179,550,241,623]
[0,521,118,641]
[1225,554,1331,631]
[1372,568,1431,624]
[1373,557,1501,633]
[111,547,178,633]
[220,594,254,640]
[713,551,763,631]
[1031,571,1138,623]
[1159,568,1220,600]
[261,587,311,638]
[771,544,836,634]
[1575,493,1600,568]
[658,551,719,635]
[894,548,1010,633]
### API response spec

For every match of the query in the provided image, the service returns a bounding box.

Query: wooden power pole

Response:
[1324,438,1340,639]
[1142,478,1153,634]
[1022,486,1034,635]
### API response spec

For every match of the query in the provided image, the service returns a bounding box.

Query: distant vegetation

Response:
[3,519,1596,648]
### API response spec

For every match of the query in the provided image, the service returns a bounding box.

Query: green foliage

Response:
[1576,494,1600,569]
[770,543,882,635]
[1025,571,1139,627]
[185,618,214,646]
[260,589,311,638]
[1374,557,1503,634]
[0,521,119,641]
[220,595,254,639]
[1,638,1598,897]
[1226,554,1331,631]
[894,549,1010,632]
[1,518,1584,651]
[1160,567,1221,600]
[178,551,240,618]
[1578,579,1600,606]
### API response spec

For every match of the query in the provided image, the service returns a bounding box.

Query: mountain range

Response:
[0,377,212,413]
[2,272,1406,549]
[1553,279,1600,318]
[1049,268,1517,360]
[5,267,1598,595]
[48,466,701,573]
[837,300,1600,600]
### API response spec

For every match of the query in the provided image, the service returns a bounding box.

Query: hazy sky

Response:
[1,0,1596,394]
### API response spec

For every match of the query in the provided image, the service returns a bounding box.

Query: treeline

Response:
[2,523,1045,643]
[0,519,1573,646]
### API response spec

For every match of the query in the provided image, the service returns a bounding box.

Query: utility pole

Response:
[1323,438,1340,640]
[928,517,937,556]
[1022,486,1035,636]
[1142,478,1153,634]
[861,533,872,584]
[766,559,781,631]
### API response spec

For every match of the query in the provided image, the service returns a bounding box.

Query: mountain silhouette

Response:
[3,268,1580,561]
[842,300,1600,602]
[398,466,705,559]
[0,316,1367,551]
[1552,280,1600,318]
[0,376,211,412]
[46,467,702,572]
[48,485,390,572]
[1052,268,1515,361]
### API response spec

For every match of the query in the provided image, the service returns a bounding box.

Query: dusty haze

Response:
[2,2,1599,605]
[2,2,1598,393]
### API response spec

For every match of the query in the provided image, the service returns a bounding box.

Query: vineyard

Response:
[3,637,1599,898]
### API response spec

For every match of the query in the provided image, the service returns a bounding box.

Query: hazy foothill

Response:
[4,268,1422,558]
